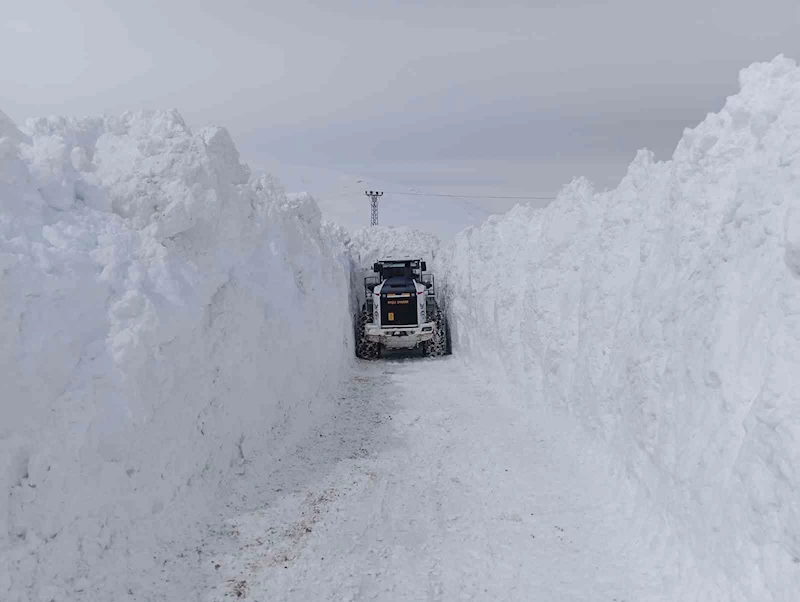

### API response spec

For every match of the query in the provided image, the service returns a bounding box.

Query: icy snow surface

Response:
[1,110,353,600]
[442,56,800,601]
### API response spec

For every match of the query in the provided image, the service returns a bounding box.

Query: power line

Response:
[384,190,556,200]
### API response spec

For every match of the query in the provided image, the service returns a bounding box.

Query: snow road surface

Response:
[203,357,681,601]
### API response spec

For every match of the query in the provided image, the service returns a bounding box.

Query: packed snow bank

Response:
[1,110,352,600]
[442,56,800,601]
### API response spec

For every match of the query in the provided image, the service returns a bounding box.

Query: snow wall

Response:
[442,56,800,600]
[0,110,353,599]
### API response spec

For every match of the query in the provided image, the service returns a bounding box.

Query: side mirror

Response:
[373,262,380,273]
[424,281,432,289]
[421,261,427,271]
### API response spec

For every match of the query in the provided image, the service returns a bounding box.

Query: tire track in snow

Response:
[201,356,684,601]
[198,363,394,600]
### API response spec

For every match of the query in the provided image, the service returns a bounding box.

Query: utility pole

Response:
[365,190,383,226]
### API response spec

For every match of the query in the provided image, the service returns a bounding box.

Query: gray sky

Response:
[3,0,800,202]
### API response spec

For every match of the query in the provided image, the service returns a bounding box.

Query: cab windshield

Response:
[381,262,418,279]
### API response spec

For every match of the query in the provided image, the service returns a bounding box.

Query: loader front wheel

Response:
[355,305,380,360]
[423,306,447,357]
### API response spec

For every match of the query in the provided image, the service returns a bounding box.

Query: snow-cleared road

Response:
[201,357,679,601]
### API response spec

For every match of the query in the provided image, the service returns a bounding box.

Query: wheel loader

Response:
[355,258,447,359]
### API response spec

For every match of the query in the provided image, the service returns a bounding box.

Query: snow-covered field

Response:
[3,55,800,601]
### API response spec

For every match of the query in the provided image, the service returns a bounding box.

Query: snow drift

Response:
[0,110,352,600]
[442,56,800,600]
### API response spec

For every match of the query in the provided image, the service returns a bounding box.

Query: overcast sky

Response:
[3,0,800,200]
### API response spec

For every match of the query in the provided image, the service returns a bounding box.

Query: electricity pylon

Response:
[365,190,383,226]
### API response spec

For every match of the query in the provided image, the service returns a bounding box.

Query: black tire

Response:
[423,306,447,357]
[355,304,380,360]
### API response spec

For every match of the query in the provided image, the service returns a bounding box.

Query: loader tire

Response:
[355,305,380,360]
[423,306,447,357]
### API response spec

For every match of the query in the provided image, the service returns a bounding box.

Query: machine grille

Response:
[381,293,417,326]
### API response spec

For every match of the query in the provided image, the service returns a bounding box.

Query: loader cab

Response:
[364,258,433,302]
[372,259,426,282]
